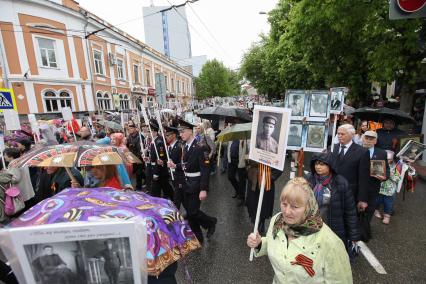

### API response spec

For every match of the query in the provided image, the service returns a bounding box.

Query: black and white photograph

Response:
[330,87,346,114]
[286,90,306,117]
[370,160,386,177]
[287,122,303,147]
[0,221,145,284]
[308,91,329,118]
[306,122,327,149]
[249,105,291,170]
[397,140,426,162]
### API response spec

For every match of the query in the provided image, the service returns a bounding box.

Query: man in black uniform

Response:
[126,120,145,191]
[149,118,174,200]
[164,125,185,209]
[167,119,217,244]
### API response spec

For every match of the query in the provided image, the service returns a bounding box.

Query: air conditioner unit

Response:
[108,52,116,65]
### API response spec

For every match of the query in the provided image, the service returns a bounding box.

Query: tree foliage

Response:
[240,0,425,103]
[195,59,240,99]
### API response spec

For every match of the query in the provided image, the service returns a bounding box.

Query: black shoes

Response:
[207,217,217,239]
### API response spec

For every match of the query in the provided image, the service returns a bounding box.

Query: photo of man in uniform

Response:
[290,94,304,116]
[31,245,76,284]
[310,93,328,117]
[307,124,325,148]
[256,115,279,154]
[288,125,302,146]
[95,240,122,284]
[370,160,385,177]
[331,91,342,111]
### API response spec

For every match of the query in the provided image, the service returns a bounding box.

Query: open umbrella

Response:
[217,123,252,143]
[352,107,415,124]
[198,106,252,122]
[97,120,123,131]
[8,187,201,276]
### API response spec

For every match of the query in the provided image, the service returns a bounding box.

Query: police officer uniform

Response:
[149,119,174,200]
[164,125,185,209]
[177,119,217,244]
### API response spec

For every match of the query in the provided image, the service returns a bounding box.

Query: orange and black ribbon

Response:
[291,254,315,277]
[258,164,271,191]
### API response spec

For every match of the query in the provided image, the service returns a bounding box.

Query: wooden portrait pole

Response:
[297,148,305,177]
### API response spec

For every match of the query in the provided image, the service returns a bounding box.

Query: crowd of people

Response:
[0,107,418,283]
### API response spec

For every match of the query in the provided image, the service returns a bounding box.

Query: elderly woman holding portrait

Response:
[247,178,352,283]
[306,152,360,247]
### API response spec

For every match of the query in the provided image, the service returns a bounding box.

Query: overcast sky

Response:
[78,0,279,70]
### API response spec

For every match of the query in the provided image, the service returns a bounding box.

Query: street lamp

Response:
[259,11,267,15]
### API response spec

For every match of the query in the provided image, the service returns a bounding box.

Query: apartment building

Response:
[0,0,194,115]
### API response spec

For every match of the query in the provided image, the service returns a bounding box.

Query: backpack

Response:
[0,184,25,216]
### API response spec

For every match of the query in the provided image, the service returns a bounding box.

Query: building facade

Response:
[0,0,194,115]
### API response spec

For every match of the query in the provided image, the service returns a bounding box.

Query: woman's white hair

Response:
[338,124,355,136]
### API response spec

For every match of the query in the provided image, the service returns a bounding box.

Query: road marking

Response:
[358,241,387,274]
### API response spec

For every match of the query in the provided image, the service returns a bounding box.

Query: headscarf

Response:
[273,177,323,239]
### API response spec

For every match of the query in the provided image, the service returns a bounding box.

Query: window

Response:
[145,69,151,86]
[117,59,124,79]
[43,90,73,112]
[133,65,139,84]
[147,96,154,108]
[171,78,174,92]
[96,92,112,110]
[177,80,180,93]
[165,75,168,90]
[94,50,104,75]
[182,82,185,94]
[119,94,130,110]
[38,38,57,68]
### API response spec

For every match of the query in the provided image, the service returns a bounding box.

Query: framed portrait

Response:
[370,160,386,177]
[397,140,426,162]
[308,91,330,119]
[329,87,347,114]
[249,105,291,170]
[0,221,147,284]
[398,134,423,153]
[305,122,328,152]
[285,90,307,118]
[287,121,305,150]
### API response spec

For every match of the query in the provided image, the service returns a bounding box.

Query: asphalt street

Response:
[176,158,426,284]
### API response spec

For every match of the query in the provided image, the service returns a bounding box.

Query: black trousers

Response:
[151,168,174,200]
[148,262,177,284]
[228,162,247,198]
[133,163,144,190]
[145,163,153,193]
[172,175,185,209]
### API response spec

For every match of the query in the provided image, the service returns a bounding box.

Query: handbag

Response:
[0,184,25,216]
[358,211,371,242]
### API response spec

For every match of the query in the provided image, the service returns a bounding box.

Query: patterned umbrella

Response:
[8,187,201,276]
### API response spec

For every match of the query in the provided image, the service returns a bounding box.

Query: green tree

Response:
[195,59,239,99]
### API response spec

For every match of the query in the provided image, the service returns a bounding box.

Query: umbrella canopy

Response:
[198,106,252,122]
[217,123,252,143]
[8,187,201,276]
[343,104,356,115]
[352,107,415,124]
[9,143,140,168]
[97,120,123,131]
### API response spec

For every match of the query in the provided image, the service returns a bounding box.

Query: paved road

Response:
[176,159,426,284]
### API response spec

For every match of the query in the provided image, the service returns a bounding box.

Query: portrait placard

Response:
[397,140,426,162]
[330,87,347,114]
[249,105,291,170]
[287,120,304,150]
[370,160,386,177]
[398,134,423,153]
[285,90,307,118]
[0,221,147,284]
[308,91,329,119]
[305,122,328,152]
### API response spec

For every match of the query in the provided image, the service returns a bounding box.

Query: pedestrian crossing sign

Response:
[0,88,17,112]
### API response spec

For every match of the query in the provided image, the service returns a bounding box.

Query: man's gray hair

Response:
[338,124,356,136]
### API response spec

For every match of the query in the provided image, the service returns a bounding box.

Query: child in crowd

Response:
[375,150,401,224]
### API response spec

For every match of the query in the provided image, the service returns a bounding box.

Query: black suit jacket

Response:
[151,136,168,177]
[358,147,390,204]
[332,142,367,200]
[182,139,210,192]
[168,140,185,181]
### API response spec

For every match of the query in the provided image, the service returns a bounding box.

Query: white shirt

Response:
[185,138,195,150]
[339,140,353,155]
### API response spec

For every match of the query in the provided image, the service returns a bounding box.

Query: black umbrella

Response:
[198,106,252,122]
[352,107,415,124]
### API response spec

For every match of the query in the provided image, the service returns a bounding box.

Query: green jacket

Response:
[256,213,353,284]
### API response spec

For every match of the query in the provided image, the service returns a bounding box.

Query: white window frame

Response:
[117,58,125,80]
[42,89,74,112]
[96,92,112,110]
[93,49,104,75]
[119,94,130,110]
[133,64,140,84]
[36,37,58,68]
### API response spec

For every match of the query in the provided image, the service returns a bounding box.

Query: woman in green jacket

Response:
[247,177,352,283]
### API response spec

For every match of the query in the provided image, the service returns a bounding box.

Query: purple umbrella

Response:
[9,187,201,276]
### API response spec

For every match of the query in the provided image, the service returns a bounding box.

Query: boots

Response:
[382,214,390,225]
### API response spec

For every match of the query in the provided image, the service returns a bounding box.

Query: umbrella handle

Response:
[65,167,78,184]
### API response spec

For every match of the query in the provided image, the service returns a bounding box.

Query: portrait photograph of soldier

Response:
[287,91,305,116]
[306,123,326,148]
[398,140,426,162]
[370,160,386,178]
[309,92,329,117]
[330,90,343,113]
[287,123,303,147]
[255,112,282,154]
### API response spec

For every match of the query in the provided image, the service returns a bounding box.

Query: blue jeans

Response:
[376,193,396,215]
